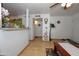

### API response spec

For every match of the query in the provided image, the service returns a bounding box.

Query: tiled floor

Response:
[19,38,64,56]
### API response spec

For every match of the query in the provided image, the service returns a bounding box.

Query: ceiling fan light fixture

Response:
[61,3,72,8]
[66,3,72,8]
[61,3,66,7]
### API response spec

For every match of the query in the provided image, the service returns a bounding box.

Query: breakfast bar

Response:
[0,28,29,56]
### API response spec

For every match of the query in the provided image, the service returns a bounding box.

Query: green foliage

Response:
[12,18,25,28]
[2,17,25,28]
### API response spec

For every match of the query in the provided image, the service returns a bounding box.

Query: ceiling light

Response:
[34,20,38,25]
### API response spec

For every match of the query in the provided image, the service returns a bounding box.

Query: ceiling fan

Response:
[50,3,72,10]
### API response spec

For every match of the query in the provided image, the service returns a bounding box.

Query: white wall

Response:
[29,15,34,40]
[34,24,42,36]
[26,9,29,28]
[0,30,29,56]
[50,16,73,39]
[72,13,79,43]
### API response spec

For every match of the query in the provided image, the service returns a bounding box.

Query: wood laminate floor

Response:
[19,37,64,56]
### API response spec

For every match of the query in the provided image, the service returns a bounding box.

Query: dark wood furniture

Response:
[54,42,71,56]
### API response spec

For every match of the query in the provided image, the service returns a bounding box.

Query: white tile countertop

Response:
[59,43,79,56]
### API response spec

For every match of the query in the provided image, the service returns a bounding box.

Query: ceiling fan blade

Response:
[50,3,60,8]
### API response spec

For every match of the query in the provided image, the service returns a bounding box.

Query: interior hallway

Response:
[19,37,64,56]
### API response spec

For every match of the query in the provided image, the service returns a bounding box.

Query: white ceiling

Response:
[2,3,79,16]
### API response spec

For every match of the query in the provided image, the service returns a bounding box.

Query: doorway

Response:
[33,18,42,38]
